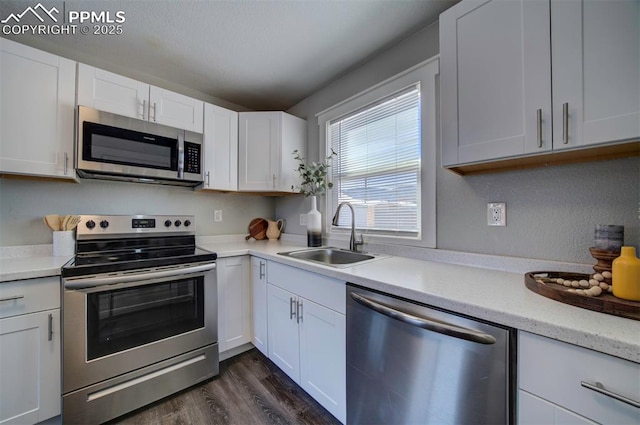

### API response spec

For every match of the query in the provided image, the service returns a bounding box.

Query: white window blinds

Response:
[329,84,421,235]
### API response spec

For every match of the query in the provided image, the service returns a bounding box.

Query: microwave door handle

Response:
[177,133,184,179]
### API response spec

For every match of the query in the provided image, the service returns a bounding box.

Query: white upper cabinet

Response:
[551,0,640,150]
[77,63,149,120]
[441,0,552,166]
[440,0,640,170]
[202,103,238,191]
[238,111,306,192]
[149,86,203,133]
[0,38,76,180]
[77,64,203,133]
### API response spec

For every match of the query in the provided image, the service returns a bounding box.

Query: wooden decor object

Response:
[525,272,640,321]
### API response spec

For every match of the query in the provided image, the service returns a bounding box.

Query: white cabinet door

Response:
[251,257,268,356]
[267,284,300,382]
[440,0,552,166]
[77,63,203,133]
[149,86,203,132]
[77,63,149,120]
[299,298,346,423]
[0,309,60,425]
[203,103,238,191]
[0,38,76,179]
[217,257,251,353]
[551,0,640,150]
[519,390,597,425]
[238,112,279,191]
[238,112,306,192]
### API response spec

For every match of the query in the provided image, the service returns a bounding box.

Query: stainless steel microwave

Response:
[76,106,203,187]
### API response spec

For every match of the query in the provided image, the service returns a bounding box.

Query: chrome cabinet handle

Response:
[351,292,496,345]
[562,102,569,144]
[152,102,157,122]
[0,295,24,302]
[272,174,276,190]
[581,381,640,408]
[48,313,53,341]
[537,109,543,148]
[289,297,297,320]
[177,134,184,179]
[296,300,303,324]
[259,261,265,280]
[142,99,147,120]
[206,171,210,187]
[64,152,69,175]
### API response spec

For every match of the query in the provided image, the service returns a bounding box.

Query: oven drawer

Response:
[0,276,60,319]
[63,343,218,424]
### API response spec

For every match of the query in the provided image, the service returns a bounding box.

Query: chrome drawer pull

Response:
[48,313,53,341]
[0,295,24,302]
[581,381,640,408]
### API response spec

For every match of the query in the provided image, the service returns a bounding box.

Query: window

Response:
[329,85,421,235]
[317,58,438,247]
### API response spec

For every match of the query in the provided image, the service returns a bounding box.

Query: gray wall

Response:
[277,21,640,265]
[0,178,274,246]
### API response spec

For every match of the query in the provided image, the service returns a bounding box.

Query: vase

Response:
[306,196,322,247]
[612,246,640,301]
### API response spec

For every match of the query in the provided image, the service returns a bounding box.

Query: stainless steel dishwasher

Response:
[347,284,515,425]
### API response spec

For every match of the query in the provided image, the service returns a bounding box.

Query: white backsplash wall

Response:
[277,20,640,265]
[0,178,275,246]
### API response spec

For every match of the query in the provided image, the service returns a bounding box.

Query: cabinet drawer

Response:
[0,277,60,319]
[519,331,640,424]
[267,262,345,314]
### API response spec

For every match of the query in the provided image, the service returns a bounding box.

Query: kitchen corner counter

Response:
[198,237,640,363]
[0,244,71,282]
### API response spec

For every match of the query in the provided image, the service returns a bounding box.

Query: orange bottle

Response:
[612,246,640,301]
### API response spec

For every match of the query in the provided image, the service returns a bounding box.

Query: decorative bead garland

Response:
[535,271,612,297]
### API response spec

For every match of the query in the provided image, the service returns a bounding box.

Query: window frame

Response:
[317,57,438,248]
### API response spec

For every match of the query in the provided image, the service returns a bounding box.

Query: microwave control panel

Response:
[184,142,201,174]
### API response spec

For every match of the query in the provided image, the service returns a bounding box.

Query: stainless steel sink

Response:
[278,247,383,267]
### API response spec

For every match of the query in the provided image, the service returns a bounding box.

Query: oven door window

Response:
[86,277,204,361]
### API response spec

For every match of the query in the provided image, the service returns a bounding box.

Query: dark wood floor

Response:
[109,349,341,425]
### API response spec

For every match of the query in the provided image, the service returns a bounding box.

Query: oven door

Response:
[62,262,216,394]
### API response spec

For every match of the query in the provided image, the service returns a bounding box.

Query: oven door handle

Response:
[64,262,216,289]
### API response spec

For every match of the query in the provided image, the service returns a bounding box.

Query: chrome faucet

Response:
[332,202,364,252]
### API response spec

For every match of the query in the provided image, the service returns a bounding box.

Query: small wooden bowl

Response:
[588,247,620,273]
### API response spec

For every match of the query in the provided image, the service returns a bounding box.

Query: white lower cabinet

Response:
[0,277,61,425]
[251,256,269,356]
[266,261,346,423]
[518,331,640,425]
[217,256,251,354]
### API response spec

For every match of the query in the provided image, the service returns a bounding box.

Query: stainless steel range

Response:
[61,215,218,424]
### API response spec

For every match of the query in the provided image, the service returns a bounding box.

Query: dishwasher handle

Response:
[350,292,497,345]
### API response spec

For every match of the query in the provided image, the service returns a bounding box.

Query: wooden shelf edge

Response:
[445,141,640,176]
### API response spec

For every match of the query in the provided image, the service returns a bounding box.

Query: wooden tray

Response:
[524,271,640,321]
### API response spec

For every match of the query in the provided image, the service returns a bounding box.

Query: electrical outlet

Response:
[214,210,222,222]
[299,214,307,226]
[487,203,506,226]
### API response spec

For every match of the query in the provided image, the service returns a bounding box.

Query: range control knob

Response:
[164,220,172,227]
[174,220,182,227]
[86,220,96,229]
[99,220,109,229]
[184,220,192,227]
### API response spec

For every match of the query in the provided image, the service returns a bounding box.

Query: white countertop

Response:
[2,238,638,363]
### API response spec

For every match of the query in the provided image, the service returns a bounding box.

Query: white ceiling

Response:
[1,0,458,110]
